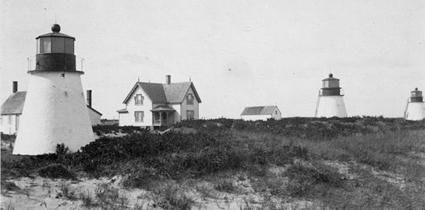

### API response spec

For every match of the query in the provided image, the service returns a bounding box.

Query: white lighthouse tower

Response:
[404,88,425,121]
[13,24,94,155]
[315,73,348,118]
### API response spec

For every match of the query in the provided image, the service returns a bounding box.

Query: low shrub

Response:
[79,190,94,208]
[153,183,193,210]
[92,125,147,136]
[214,179,235,193]
[1,133,16,141]
[1,180,20,193]
[59,182,77,200]
[38,164,75,179]
[95,183,125,208]
[284,163,343,197]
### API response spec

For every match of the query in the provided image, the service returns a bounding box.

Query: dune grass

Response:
[2,118,425,209]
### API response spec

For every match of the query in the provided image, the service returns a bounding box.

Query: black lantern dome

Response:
[33,24,77,72]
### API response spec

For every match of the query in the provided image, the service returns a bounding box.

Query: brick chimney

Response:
[13,81,18,93]
[87,90,92,108]
[166,75,171,85]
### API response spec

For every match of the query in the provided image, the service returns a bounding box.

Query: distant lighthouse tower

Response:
[404,88,425,121]
[13,24,94,155]
[315,73,348,118]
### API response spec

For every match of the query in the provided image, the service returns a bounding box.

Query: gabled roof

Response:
[164,82,202,103]
[1,91,26,115]
[1,91,102,116]
[241,106,279,116]
[123,82,167,104]
[123,81,202,104]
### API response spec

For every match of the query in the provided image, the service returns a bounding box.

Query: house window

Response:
[135,94,144,105]
[135,111,144,122]
[8,116,12,125]
[275,110,278,115]
[187,110,194,120]
[186,94,194,105]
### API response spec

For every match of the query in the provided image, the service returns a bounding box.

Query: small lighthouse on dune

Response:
[404,88,425,121]
[315,73,348,118]
[13,24,94,155]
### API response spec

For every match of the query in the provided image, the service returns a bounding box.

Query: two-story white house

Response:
[117,75,201,128]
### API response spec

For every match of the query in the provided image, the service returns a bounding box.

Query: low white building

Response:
[117,75,201,128]
[241,106,281,121]
[0,89,25,135]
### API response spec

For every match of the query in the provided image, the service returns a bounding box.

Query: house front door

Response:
[162,113,167,125]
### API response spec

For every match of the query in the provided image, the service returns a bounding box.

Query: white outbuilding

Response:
[241,106,281,121]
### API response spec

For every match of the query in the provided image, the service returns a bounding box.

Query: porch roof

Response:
[151,105,175,112]
[116,108,128,113]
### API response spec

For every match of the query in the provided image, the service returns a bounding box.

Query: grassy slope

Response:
[2,117,425,209]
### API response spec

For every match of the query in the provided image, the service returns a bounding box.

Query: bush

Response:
[284,163,343,197]
[38,164,75,179]
[1,133,16,141]
[92,124,147,136]
[153,183,194,210]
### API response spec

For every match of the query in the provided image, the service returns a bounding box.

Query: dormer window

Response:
[135,94,144,105]
[187,93,194,105]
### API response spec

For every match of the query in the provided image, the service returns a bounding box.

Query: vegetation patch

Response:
[38,164,75,179]
[284,162,344,197]
[2,117,425,209]
[152,183,193,210]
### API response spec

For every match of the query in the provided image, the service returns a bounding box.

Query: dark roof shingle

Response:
[139,82,167,103]
[1,91,26,115]
[241,106,279,116]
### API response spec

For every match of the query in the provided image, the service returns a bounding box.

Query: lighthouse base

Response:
[315,96,347,118]
[13,72,94,155]
[405,102,425,121]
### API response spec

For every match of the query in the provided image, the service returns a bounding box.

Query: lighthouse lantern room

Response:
[315,73,348,118]
[13,24,94,155]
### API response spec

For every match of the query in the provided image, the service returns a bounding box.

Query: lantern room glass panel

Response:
[39,37,52,54]
[36,39,40,54]
[323,81,329,88]
[412,91,422,97]
[51,37,65,53]
[328,80,339,88]
[64,38,74,54]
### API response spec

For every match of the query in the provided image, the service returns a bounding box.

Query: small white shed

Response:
[241,106,281,121]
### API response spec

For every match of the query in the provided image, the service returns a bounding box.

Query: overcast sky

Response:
[1,0,424,119]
